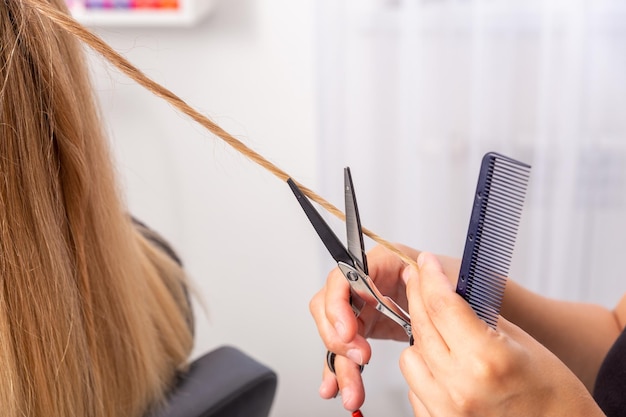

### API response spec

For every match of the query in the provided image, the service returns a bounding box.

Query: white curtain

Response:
[316,1,626,413]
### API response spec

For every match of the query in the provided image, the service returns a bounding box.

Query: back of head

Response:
[0,1,193,416]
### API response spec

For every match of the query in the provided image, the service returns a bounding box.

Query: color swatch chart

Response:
[66,0,180,9]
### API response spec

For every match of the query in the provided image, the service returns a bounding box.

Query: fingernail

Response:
[335,321,347,340]
[346,349,363,365]
[401,265,411,284]
[417,252,427,268]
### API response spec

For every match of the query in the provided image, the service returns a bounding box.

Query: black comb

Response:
[456,152,531,329]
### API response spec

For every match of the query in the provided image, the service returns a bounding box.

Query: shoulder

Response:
[614,293,626,330]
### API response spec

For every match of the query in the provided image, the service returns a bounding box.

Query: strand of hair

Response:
[27,0,419,269]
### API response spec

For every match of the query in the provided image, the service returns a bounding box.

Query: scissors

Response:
[287,168,414,376]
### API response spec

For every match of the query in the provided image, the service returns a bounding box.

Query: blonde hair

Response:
[3,1,416,416]
[1,1,192,416]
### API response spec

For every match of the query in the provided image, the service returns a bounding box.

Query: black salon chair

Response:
[147,346,278,417]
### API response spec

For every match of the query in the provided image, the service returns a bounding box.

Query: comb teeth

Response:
[456,153,531,329]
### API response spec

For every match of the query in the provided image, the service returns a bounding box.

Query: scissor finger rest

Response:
[326,351,364,375]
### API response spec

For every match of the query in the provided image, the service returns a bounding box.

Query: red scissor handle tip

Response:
[352,410,364,417]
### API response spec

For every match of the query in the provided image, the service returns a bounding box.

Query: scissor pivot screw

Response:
[347,271,359,282]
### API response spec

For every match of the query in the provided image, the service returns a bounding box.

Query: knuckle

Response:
[447,350,519,414]
[408,313,427,338]
[448,385,480,415]
[468,349,515,386]
[398,346,415,371]
[472,356,499,382]
[308,292,323,315]
[324,338,346,355]
[426,293,448,317]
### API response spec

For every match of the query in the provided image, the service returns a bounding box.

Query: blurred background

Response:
[80,0,626,415]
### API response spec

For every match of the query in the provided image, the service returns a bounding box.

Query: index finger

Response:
[417,252,493,350]
[309,267,372,363]
[324,267,361,343]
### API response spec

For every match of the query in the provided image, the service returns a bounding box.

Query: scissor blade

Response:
[287,179,353,266]
[344,168,368,274]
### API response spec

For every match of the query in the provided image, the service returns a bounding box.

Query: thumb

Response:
[401,252,445,285]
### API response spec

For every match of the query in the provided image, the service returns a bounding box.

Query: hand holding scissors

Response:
[288,168,414,412]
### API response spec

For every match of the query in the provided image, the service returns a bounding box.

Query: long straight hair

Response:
[0,1,193,416]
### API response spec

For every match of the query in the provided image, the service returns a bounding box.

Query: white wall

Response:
[86,1,346,416]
